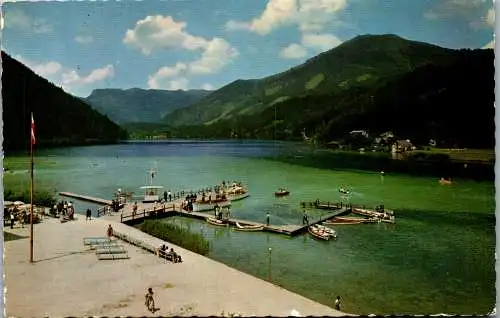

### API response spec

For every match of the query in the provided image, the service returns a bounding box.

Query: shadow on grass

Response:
[4,231,28,242]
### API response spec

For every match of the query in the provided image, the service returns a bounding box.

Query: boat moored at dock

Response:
[351,205,395,223]
[235,222,264,231]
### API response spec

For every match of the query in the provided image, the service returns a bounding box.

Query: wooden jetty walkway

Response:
[119,204,348,236]
[59,192,113,205]
[59,191,349,236]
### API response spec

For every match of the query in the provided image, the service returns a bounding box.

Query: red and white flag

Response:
[31,113,36,145]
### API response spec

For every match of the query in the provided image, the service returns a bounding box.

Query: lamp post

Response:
[268,247,272,282]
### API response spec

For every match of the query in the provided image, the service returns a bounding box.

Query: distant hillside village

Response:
[314,129,439,154]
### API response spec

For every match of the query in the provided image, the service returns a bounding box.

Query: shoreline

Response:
[5,215,348,317]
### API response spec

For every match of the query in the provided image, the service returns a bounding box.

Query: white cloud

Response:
[14,55,114,96]
[188,38,239,75]
[482,37,495,49]
[168,78,189,90]
[202,83,214,90]
[5,8,52,33]
[123,15,208,55]
[61,64,115,87]
[225,20,251,31]
[75,35,94,45]
[425,0,494,30]
[485,7,495,27]
[279,43,307,59]
[301,32,342,52]
[226,0,347,35]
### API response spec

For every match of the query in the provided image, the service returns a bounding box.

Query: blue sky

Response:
[3,0,495,97]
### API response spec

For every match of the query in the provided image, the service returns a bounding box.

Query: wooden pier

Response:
[59,191,349,236]
[119,205,348,236]
[59,192,113,205]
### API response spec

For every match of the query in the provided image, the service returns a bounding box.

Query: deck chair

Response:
[97,253,130,260]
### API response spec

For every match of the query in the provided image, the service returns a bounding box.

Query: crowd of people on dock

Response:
[214,205,231,220]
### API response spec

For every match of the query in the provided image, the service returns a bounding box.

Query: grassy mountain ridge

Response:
[163,34,458,127]
[86,88,212,124]
[2,51,127,152]
[170,48,494,149]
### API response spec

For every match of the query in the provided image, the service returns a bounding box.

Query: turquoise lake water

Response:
[14,140,496,315]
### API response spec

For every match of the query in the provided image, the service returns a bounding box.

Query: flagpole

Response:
[30,112,35,263]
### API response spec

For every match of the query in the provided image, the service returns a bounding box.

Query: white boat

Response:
[225,184,249,201]
[140,163,163,203]
[312,224,337,238]
[192,199,231,212]
[351,206,395,224]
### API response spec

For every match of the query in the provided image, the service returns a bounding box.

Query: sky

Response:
[2,0,496,97]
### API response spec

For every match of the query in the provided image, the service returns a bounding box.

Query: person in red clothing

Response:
[106,224,113,239]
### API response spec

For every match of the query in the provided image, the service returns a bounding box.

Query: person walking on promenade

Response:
[10,211,15,229]
[334,296,341,311]
[266,213,270,226]
[86,208,92,221]
[107,224,114,239]
[145,287,155,312]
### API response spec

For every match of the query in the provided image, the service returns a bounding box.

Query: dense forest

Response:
[2,51,127,152]
[85,88,211,124]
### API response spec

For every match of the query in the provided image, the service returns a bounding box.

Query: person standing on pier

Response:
[266,213,270,226]
[302,211,309,225]
[168,190,172,202]
[86,208,92,221]
[334,296,341,311]
[133,202,138,217]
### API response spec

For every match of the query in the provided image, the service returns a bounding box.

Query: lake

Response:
[14,140,496,315]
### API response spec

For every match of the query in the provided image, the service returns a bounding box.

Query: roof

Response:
[140,186,164,189]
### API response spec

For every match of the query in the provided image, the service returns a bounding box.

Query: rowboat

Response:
[351,207,396,224]
[325,216,379,225]
[439,178,452,185]
[235,222,264,231]
[312,224,337,238]
[339,188,350,195]
[308,226,331,241]
[206,217,227,226]
[275,188,290,197]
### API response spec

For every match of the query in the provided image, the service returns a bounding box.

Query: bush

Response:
[5,189,57,207]
[139,220,211,255]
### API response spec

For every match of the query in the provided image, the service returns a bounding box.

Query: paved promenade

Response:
[4,216,347,316]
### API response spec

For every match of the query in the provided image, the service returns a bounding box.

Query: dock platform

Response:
[59,192,113,205]
[61,191,348,236]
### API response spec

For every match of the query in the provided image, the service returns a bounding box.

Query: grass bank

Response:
[4,156,59,207]
[270,148,495,181]
[139,220,211,255]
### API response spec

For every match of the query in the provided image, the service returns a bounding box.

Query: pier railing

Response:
[120,203,177,223]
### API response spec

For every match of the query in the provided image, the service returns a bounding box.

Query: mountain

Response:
[163,34,457,127]
[85,88,212,124]
[2,51,127,152]
[166,36,494,149]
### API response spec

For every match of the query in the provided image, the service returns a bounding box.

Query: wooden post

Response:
[120,213,123,222]
[268,247,272,281]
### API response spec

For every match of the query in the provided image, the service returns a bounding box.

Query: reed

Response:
[139,220,211,255]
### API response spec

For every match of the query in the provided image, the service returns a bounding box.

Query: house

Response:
[392,139,413,153]
[326,141,341,149]
[349,130,369,138]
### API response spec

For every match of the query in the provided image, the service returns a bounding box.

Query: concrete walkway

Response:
[4,216,347,317]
